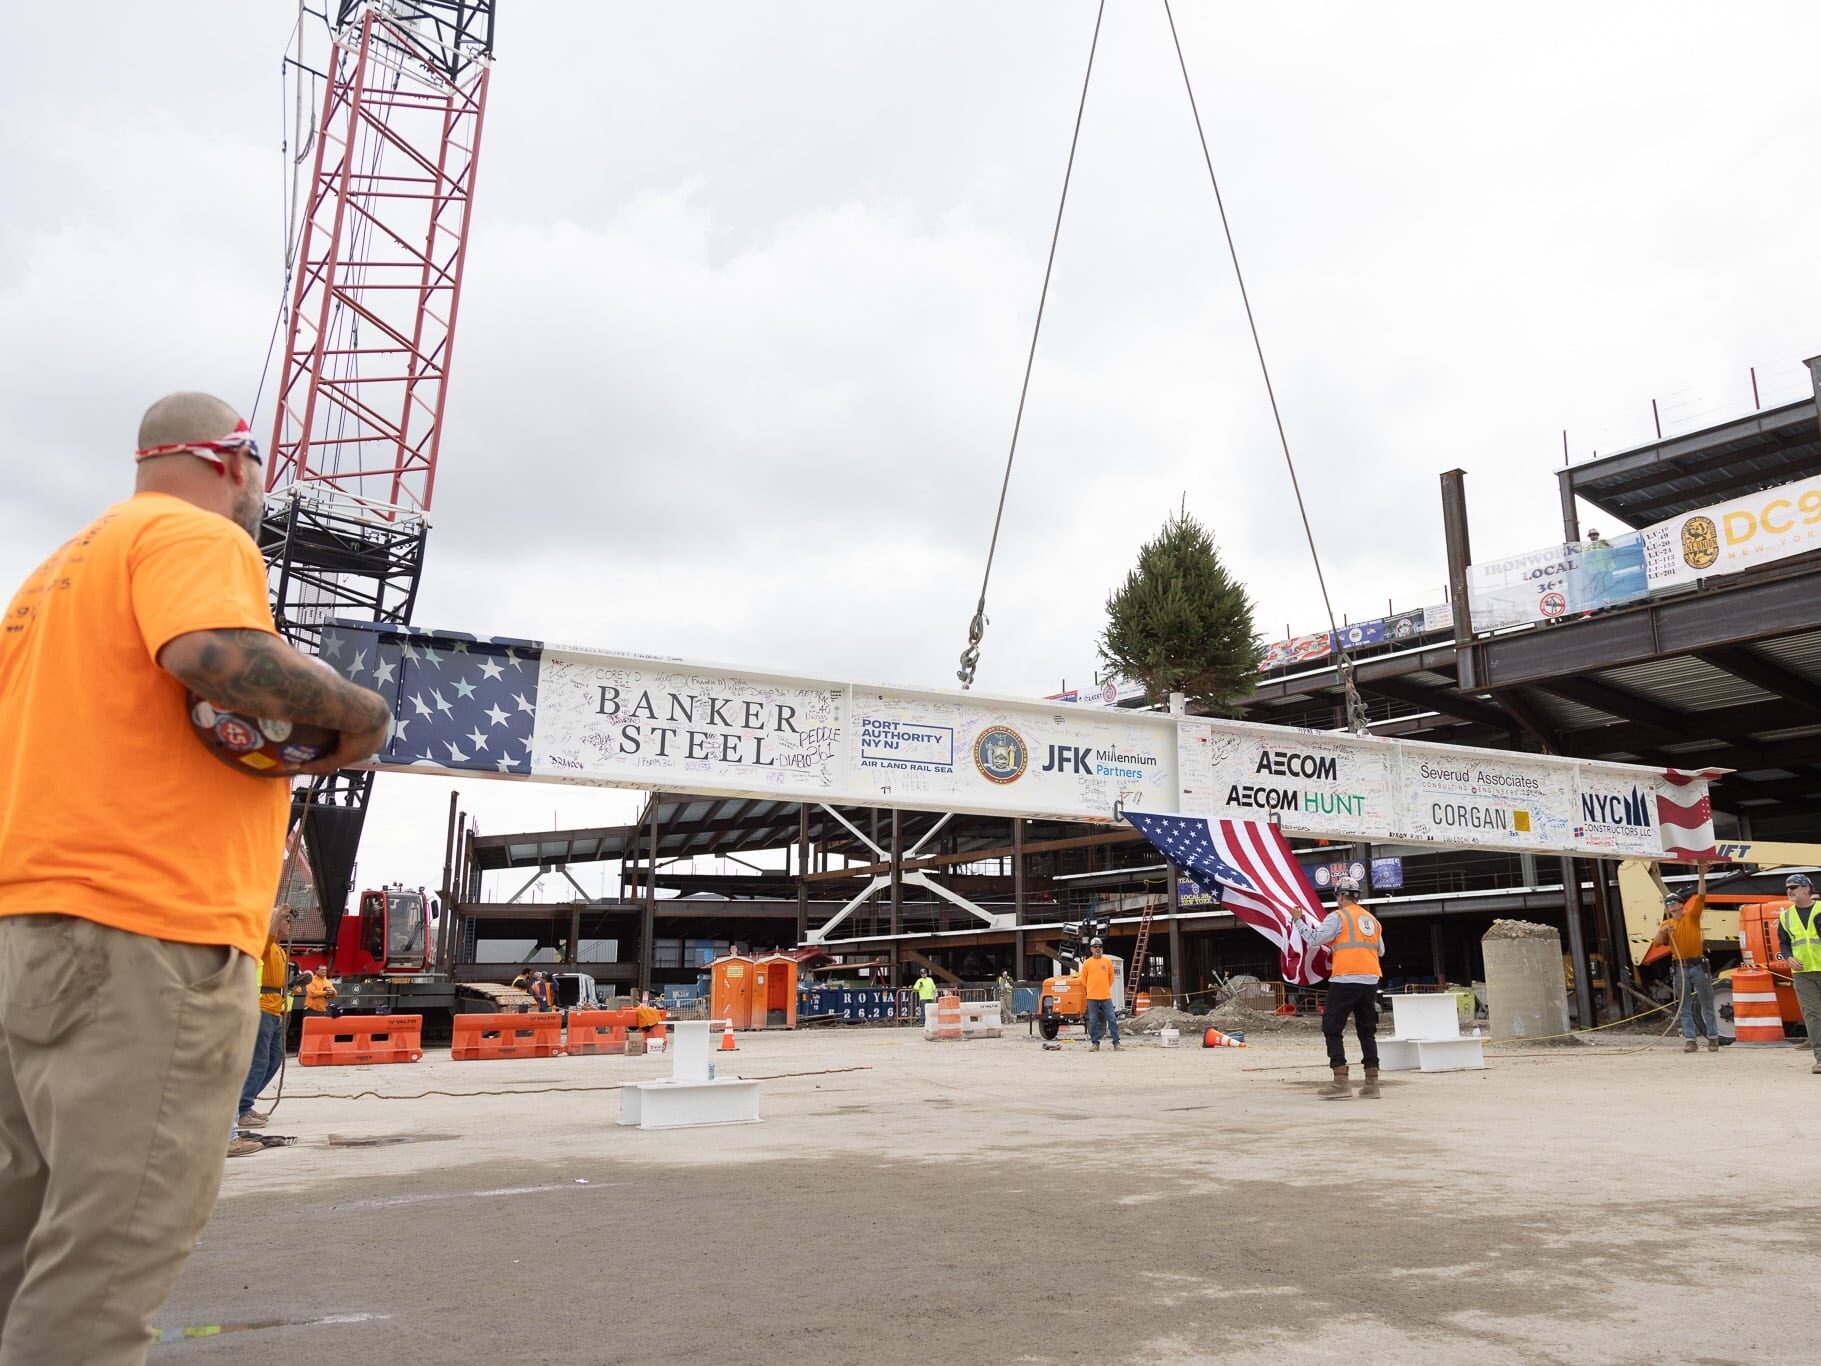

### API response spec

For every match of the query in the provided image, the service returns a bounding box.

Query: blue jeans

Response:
[1086,998,1119,1046]
[238,1012,284,1117]
[1676,960,1717,1040]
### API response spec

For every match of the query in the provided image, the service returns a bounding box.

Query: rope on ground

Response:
[279,1064,874,1103]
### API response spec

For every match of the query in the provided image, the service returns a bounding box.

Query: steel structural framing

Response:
[266,3,491,515]
[261,1,494,926]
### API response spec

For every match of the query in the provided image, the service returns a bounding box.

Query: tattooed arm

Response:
[158,628,391,774]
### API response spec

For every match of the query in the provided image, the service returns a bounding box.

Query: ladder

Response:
[1126,897,1158,1005]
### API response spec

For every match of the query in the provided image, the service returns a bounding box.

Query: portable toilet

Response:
[710,955,756,1030]
[753,954,800,1030]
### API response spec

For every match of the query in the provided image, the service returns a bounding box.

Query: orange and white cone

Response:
[719,1022,737,1051]
[1201,1027,1245,1048]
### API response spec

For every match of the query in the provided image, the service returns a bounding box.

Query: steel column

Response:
[1440,468,1477,690]
[889,809,902,937]
[796,803,810,945]
[1559,856,1595,1027]
[639,800,658,995]
[1166,864,1184,997]
[1012,818,1026,981]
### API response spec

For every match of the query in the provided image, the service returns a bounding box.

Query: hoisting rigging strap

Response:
[957,2,1367,734]
[1159,0,1364,732]
[956,0,1107,689]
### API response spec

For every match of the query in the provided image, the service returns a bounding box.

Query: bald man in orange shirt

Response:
[0,392,390,1363]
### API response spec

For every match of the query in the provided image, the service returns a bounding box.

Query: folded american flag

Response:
[1125,811,1333,986]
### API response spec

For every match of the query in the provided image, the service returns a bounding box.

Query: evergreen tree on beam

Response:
[1099,511,1261,715]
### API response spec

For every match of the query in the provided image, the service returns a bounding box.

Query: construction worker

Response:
[1079,938,1121,1052]
[0,391,390,1361]
[529,971,554,1012]
[1775,873,1821,1074]
[913,968,938,1005]
[1294,880,1384,1099]
[1651,864,1719,1053]
[302,966,338,1015]
[233,904,296,1147]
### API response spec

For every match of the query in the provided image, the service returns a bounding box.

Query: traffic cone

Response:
[1202,1027,1245,1048]
[719,1021,737,1051]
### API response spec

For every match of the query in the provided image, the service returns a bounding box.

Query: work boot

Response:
[227,1137,264,1159]
[1706,1038,1720,1053]
[237,1110,268,1129]
[1811,1061,1821,1075]
[1317,1066,1352,1100]
[1358,1067,1382,1099]
[1090,1042,1101,1052]
[1111,1041,1122,1052]
[1683,1040,1698,1053]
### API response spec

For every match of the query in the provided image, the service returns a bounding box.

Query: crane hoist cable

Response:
[1161,0,1364,732]
[955,0,1107,690]
[957,2,1368,736]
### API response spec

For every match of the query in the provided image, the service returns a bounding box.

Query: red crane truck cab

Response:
[294,884,433,977]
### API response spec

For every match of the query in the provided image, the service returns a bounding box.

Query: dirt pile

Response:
[1124,1007,1206,1035]
[1208,999,1321,1033]
[1483,918,1560,941]
[1125,1000,1319,1035]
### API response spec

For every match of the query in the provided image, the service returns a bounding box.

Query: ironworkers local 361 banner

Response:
[1469,472,1821,628]
[319,621,1718,861]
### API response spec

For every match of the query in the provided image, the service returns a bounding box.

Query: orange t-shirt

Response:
[0,493,288,959]
[1079,954,1117,1001]
[1661,895,1706,960]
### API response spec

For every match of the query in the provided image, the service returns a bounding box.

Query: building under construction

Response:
[437,368,1821,1020]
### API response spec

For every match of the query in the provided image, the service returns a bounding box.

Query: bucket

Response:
[1159,1027,1180,1048]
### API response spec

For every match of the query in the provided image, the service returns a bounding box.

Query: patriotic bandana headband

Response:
[134,418,261,474]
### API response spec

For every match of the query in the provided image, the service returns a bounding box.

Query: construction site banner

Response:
[322,621,1715,859]
[1468,472,1821,629]
[325,622,1178,824]
[1175,717,1710,859]
[1639,470,1821,587]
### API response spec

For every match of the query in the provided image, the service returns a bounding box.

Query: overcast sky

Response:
[4,1,1818,897]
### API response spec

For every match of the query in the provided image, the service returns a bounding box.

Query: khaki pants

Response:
[1794,971,1821,1062]
[0,914,256,1365]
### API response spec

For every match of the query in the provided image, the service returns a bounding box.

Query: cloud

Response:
[4,0,1819,892]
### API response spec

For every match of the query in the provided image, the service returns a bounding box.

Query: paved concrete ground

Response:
[154,1025,1819,1364]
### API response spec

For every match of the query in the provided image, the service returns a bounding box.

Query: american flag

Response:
[1125,811,1332,986]
[319,627,541,775]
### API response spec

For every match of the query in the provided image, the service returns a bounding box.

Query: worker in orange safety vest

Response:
[1291,880,1384,1100]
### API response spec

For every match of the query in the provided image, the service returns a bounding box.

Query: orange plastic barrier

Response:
[566,1009,630,1056]
[1731,969,1786,1045]
[935,993,962,1040]
[452,1011,565,1060]
[1134,992,1152,1015]
[298,1013,424,1066]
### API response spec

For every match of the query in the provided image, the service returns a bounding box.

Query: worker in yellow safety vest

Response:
[233,905,295,1148]
[1291,880,1384,1100]
[912,969,937,1004]
[1775,873,1821,1075]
